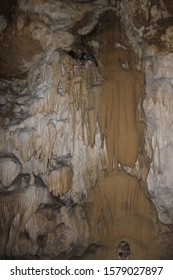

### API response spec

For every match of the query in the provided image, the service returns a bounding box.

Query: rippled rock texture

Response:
[0,0,173,259]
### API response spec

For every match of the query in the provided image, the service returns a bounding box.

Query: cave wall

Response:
[119,0,173,224]
[0,0,173,259]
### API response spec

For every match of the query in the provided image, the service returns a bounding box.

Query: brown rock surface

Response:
[0,0,173,259]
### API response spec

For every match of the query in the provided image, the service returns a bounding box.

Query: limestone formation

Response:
[0,0,173,259]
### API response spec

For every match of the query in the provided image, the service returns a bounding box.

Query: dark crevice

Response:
[67,49,98,66]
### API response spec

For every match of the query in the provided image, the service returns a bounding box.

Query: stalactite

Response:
[1,0,172,260]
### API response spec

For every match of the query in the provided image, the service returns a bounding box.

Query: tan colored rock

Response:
[47,166,73,196]
[1,0,173,260]
[0,154,22,187]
